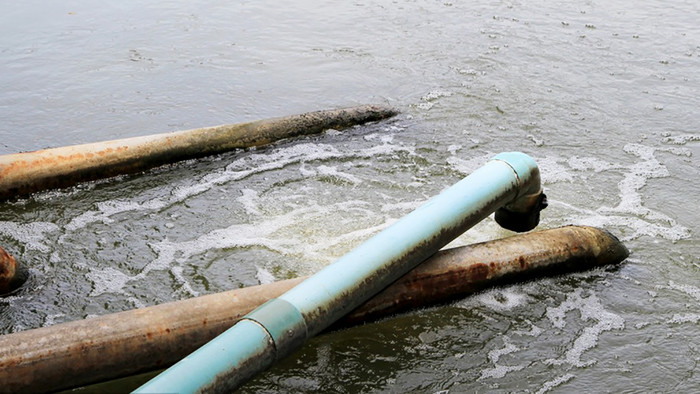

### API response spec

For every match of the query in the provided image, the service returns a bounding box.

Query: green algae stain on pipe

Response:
[0,105,399,200]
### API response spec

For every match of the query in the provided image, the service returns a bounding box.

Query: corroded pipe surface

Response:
[338,225,629,326]
[0,247,25,296]
[0,105,398,200]
[0,226,627,394]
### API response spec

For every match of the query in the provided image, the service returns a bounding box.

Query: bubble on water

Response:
[600,144,669,215]
[256,266,276,284]
[238,189,262,215]
[85,199,396,295]
[317,165,363,185]
[662,133,700,145]
[668,281,700,301]
[513,319,544,337]
[64,141,415,232]
[446,154,490,175]
[536,157,575,183]
[87,267,132,296]
[456,68,479,75]
[534,374,575,394]
[479,336,524,380]
[66,198,167,231]
[380,200,423,213]
[474,288,530,311]
[42,313,65,327]
[668,313,700,324]
[544,289,624,367]
[421,90,453,101]
[171,265,198,297]
[0,221,59,252]
[547,145,691,242]
[479,363,524,380]
[567,156,619,172]
[527,134,544,146]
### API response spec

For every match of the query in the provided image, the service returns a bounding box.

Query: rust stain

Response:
[0,246,19,294]
[467,263,490,282]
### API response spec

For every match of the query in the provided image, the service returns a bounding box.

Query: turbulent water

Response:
[1,0,699,393]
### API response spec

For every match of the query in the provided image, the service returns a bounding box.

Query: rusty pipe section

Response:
[0,246,25,296]
[340,225,628,326]
[0,226,627,394]
[0,105,398,200]
[134,152,546,394]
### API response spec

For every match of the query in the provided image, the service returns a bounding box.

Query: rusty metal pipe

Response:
[0,246,25,296]
[0,226,627,394]
[135,152,546,394]
[0,105,398,200]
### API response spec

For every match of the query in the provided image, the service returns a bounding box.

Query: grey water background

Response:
[1,0,699,393]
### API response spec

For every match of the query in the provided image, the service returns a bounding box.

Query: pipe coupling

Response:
[490,152,548,232]
[243,298,308,362]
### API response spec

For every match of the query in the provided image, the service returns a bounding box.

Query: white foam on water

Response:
[479,336,525,380]
[64,140,415,232]
[668,313,700,324]
[536,156,576,184]
[532,144,689,242]
[667,281,700,302]
[171,265,198,298]
[599,144,669,218]
[534,374,576,394]
[421,89,454,101]
[126,296,146,309]
[237,189,262,216]
[567,156,620,173]
[66,198,167,231]
[85,197,396,295]
[317,165,364,185]
[445,154,490,175]
[473,287,531,312]
[42,313,65,327]
[0,221,59,252]
[544,289,624,367]
[512,319,544,337]
[447,145,461,155]
[256,266,276,285]
[86,267,132,296]
[662,132,700,145]
[380,200,423,213]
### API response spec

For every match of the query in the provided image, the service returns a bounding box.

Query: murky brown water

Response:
[1,0,699,392]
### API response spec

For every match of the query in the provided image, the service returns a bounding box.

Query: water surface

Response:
[1,0,699,392]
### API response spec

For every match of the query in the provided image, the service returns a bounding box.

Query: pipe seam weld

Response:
[243,298,308,362]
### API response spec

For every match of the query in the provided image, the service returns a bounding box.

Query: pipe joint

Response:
[490,152,547,232]
[243,298,308,362]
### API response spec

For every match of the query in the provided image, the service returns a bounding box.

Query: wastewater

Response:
[0,0,699,392]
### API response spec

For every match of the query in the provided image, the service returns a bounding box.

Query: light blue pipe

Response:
[134,152,545,394]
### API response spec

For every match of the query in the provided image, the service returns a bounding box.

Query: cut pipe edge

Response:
[0,247,26,296]
[0,104,399,201]
[0,225,628,394]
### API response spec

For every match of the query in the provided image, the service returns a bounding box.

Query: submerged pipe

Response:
[0,105,398,200]
[135,152,546,394]
[0,226,628,394]
[0,247,25,296]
